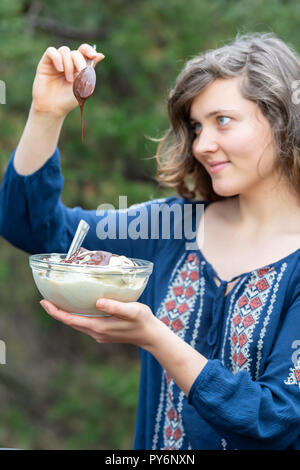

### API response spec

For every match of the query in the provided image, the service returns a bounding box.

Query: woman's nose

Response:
[193,130,219,155]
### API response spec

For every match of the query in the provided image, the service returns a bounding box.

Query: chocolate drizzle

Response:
[63,247,113,266]
[42,248,137,269]
[73,65,96,143]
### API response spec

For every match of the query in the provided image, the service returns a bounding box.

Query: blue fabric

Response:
[0,147,300,450]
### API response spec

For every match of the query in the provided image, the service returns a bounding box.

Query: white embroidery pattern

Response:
[152,253,202,450]
[255,263,287,379]
[284,359,300,389]
[221,276,246,367]
[229,267,276,374]
[284,340,300,392]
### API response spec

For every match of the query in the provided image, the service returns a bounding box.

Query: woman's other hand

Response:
[32,43,105,118]
[40,298,158,350]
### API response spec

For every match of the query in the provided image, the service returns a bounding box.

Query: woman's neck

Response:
[229,178,300,236]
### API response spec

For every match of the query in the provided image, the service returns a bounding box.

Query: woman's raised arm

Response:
[13,43,104,175]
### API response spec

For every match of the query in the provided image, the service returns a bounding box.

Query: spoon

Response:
[65,219,90,260]
[73,44,97,143]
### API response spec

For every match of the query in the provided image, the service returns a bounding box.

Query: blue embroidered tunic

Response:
[0,147,300,450]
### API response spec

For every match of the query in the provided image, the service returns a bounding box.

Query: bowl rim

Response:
[29,253,153,274]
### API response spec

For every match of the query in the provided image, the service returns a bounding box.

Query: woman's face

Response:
[190,77,278,197]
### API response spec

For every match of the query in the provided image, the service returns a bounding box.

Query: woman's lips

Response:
[209,162,230,174]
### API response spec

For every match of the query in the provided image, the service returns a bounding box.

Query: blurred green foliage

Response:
[0,0,299,450]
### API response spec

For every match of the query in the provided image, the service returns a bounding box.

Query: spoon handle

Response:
[86,44,97,67]
[66,219,90,259]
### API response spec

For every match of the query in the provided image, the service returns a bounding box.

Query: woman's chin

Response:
[212,184,239,198]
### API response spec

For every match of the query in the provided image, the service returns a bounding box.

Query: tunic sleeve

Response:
[0,147,182,261]
[0,147,66,254]
[188,293,300,449]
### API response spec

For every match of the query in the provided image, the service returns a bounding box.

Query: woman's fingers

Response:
[96,298,146,321]
[71,50,87,74]
[78,43,105,66]
[40,299,98,329]
[40,298,140,326]
[58,46,74,82]
[78,43,100,58]
[39,299,126,343]
[44,46,64,72]
[43,44,105,82]
[40,298,154,347]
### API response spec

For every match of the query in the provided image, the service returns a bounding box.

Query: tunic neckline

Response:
[191,199,300,288]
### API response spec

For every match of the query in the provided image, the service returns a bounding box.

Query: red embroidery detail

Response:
[173,428,182,441]
[249,297,262,310]
[178,303,188,314]
[257,267,272,277]
[189,271,199,281]
[256,278,269,291]
[233,314,242,326]
[232,332,238,345]
[171,319,184,332]
[161,316,170,326]
[238,353,247,366]
[243,314,254,328]
[165,426,172,438]
[173,286,184,296]
[165,300,176,311]
[257,266,274,277]
[239,333,248,347]
[185,286,195,298]
[238,295,248,308]
[295,370,300,382]
[181,271,187,280]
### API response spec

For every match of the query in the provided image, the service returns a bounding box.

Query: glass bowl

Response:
[29,253,153,316]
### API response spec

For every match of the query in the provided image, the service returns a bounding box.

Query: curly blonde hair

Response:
[155,32,300,201]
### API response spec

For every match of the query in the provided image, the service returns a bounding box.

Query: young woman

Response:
[0,32,300,450]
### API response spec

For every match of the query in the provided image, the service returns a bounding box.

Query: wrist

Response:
[144,317,208,396]
[30,101,67,122]
[13,102,65,176]
[142,315,173,353]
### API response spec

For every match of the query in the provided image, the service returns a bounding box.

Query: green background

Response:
[0,0,299,449]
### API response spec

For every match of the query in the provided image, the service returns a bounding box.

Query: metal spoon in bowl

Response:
[66,219,90,260]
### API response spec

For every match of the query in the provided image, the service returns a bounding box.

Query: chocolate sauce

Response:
[63,247,113,266]
[73,65,96,143]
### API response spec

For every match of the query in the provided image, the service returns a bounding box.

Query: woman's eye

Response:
[190,116,231,135]
[192,122,202,134]
[218,116,231,126]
